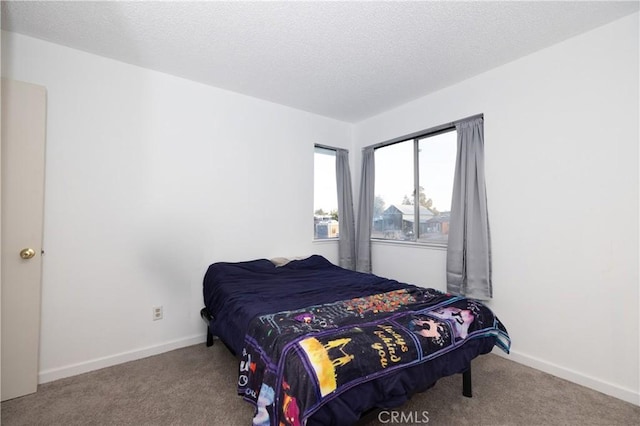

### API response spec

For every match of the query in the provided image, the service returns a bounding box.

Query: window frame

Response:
[313,144,340,241]
[370,115,481,248]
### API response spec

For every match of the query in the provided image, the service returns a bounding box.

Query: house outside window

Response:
[373,129,456,245]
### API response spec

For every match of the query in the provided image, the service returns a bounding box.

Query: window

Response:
[314,146,339,239]
[373,129,457,245]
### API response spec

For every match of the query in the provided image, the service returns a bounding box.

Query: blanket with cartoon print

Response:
[237,288,510,426]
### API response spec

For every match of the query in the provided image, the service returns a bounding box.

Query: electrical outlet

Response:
[153,306,163,321]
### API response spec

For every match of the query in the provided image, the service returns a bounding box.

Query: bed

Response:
[201,255,510,426]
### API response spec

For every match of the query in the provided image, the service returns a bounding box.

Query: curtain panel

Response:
[355,147,375,273]
[336,149,356,270]
[446,117,492,299]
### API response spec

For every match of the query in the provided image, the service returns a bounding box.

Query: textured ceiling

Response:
[2,1,638,122]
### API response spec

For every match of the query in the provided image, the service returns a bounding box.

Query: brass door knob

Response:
[20,248,36,259]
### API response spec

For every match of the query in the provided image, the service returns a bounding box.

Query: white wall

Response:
[354,13,640,405]
[1,31,350,382]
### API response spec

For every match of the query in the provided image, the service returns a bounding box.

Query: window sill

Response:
[370,239,447,251]
[312,238,339,244]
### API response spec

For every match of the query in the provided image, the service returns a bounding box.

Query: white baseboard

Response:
[38,334,207,384]
[493,348,639,406]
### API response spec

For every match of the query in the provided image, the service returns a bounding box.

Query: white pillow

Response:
[269,257,292,267]
[269,256,308,267]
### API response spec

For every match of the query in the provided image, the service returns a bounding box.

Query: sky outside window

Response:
[314,147,337,214]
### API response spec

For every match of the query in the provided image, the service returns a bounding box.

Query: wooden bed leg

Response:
[462,367,472,398]
[206,326,214,347]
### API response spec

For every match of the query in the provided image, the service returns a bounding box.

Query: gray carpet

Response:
[2,343,638,425]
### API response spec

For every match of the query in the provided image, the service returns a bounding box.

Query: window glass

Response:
[373,140,414,241]
[372,129,457,245]
[417,131,457,244]
[314,147,339,239]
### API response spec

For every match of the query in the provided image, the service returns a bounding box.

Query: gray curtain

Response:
[356,147,375,273]
[446,117,492,299]
[336,149,356,270]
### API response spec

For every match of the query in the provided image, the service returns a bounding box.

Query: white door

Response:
[1,78,47,401]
